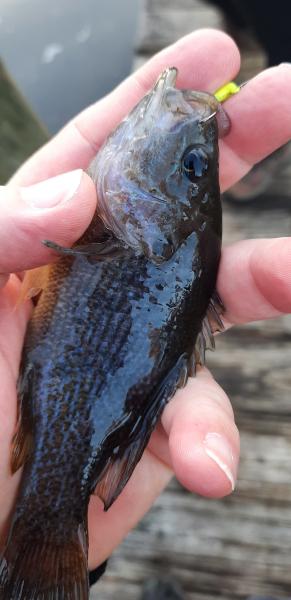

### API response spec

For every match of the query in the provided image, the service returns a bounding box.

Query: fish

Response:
[0,67,227,599]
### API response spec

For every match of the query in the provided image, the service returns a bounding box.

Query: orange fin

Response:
[17,265,50,305]
[11,420,33,474]
[11,363,34,474]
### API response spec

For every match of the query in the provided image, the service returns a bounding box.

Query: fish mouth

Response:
[152,69,230,136]
[145,67,178,116]
[152,68,219,123]
[154,67,178,91]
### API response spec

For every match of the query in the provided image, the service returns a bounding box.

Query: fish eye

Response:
[182,146,209,181]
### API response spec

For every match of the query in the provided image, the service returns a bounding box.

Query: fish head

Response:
[89,67,221,264]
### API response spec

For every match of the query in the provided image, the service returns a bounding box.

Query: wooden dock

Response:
[92,1,291,598]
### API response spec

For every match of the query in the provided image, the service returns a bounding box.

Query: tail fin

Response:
[0,522,89,599]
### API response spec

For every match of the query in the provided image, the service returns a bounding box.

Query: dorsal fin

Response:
[194,290,225,367]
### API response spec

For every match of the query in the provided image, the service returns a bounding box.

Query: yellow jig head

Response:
[214,81,241,103]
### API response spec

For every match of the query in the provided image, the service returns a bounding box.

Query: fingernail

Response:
[203,432,236,491]
[21,169,83,208]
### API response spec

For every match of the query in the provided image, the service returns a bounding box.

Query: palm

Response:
[1,30,291,570]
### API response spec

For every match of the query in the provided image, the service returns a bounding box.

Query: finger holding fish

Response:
[0,171,96,277]
[217,237,291,326]
[162,367,239,497]
[219,63,291,189]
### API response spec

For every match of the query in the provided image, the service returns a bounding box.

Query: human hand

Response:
[0,29,291,570]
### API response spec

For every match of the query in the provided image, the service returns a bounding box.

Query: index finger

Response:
[218,237,291,326]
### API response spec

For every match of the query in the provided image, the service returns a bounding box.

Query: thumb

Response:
[0,169,97,275]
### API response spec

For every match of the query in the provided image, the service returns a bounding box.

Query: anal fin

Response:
[94,439,142,510]
[93,293,225,509]
[94,355,189,510]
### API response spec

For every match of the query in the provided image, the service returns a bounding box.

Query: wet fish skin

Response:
[0,68,222,599]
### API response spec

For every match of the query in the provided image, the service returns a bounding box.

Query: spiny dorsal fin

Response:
[194,290,225,367]
[207,290,225,333]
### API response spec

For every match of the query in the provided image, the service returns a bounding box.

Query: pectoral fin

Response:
[42,237,125,260]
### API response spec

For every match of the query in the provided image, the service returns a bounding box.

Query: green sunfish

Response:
[0,67,227,599]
